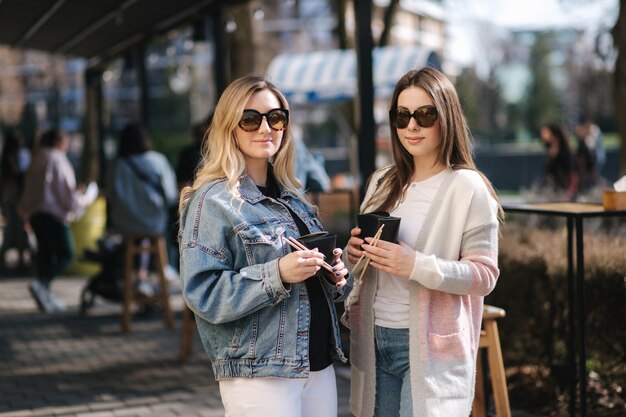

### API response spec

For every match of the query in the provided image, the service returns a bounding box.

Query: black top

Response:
[256,170,333,372]
[544,147,573,191]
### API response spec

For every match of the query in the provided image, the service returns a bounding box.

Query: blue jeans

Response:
[374,326,412,417]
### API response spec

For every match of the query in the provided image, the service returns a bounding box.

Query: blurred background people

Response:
[19,129,97,312]
[578,117,605,174]
[106,122,178,295]
[176,115,212,190]
[293,137,332,192]
[0,129,32,272]
[539,123,576,200]
[574,121,604,194]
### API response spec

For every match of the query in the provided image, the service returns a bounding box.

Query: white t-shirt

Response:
[373,171,445,328]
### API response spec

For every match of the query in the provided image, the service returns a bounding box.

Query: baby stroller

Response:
[79,234,169,316]
[79,234,125,316]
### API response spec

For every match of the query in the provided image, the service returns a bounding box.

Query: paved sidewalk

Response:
[0,275,352,417]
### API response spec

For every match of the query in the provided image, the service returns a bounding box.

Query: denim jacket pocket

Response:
[226,311,260,357]
[229,319,245,349]
[226,305,290,359]
[237,222,286,266]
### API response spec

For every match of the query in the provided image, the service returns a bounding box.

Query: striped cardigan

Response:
[344,167,500,417]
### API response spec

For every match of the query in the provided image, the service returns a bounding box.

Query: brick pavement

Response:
[0,275,352,417]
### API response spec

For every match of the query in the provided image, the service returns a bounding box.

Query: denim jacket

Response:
[179,174,351,380]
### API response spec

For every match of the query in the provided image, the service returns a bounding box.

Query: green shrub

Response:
[488,218,626,414]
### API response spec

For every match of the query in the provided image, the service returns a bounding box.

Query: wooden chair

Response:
[472,305,511,417]
[179,305,196,361]
[121,234,174,332]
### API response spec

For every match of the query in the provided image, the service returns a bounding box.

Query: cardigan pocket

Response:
[423,327,471,362]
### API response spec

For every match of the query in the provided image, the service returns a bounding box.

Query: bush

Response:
[489,217,626,415]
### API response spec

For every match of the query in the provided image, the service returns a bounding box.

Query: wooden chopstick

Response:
[355,224,385,285]
[286,236,307,250]
[281,236,335,274]
[353,223,385,270]
[287,236,347,288]
[287,237,335,272]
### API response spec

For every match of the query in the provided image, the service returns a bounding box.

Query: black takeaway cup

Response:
[356,211,401,243]
[297,231,337,261]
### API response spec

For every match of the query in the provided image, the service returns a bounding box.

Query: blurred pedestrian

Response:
[106,122,178,295]
[19,129,98,312]
[539,123,576,200]
[178,75,350,417]
[176,115,212,189]
[578,117,605,173]
[294,137,332,192]
[574,122,603,193]
[0,129,32,271]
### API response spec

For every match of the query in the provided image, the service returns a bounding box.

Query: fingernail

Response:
[332,267,337,272]
[335,272,340,276]
[333,249,340,255]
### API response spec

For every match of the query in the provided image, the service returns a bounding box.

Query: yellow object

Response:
[67,196,106,276]
[602,190,626,211]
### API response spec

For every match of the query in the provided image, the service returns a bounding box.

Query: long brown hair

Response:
[364,67,502,219]
[118,122,153,156]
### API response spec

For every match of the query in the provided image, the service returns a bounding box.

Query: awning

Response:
[266,45,441,104]
[0,0,246,68]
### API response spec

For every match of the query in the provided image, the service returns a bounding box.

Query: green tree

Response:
[455,67,482,133]
[455,67,505,143]
[504,103,525,142]
[525,32,561,137]
[149,92,191,163]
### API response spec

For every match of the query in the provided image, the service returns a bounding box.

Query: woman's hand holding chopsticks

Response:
[355,225,385,284]
[360,238,416,279]
[281,236,348,288]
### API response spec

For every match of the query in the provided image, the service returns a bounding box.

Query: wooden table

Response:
[503,202,626,417]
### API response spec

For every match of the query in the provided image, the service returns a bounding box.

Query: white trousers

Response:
[218,364,337,417]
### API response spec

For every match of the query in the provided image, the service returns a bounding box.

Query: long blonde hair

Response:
[364,67,503,219]
[179,75,302,213]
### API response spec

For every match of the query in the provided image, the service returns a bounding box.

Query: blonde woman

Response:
[344,67,502,417]
[178,75,350,417]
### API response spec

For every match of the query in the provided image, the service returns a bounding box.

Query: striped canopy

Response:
[266,45,441,104]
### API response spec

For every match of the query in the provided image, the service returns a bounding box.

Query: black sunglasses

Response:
[239,108,289,132]
[390,105,439,129]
